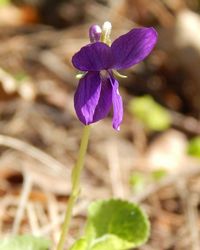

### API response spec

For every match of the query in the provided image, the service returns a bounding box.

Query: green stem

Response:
[56,125,91,250]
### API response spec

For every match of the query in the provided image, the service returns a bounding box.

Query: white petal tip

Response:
[103,21,112,30]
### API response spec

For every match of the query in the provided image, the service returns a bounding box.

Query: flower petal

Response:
[74,71,101,125]
[110,76,123,130]
[92,77,112,123]
[111,27,158,70]
[72,42,114,71]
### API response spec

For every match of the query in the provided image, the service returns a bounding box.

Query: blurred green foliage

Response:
[187,136,200,158]
[14,72,29,83]
[129,172,145,193]
[130,168,168,194]
[0,235,51,250]
[0,0,10,6]
[151,169,167,181]
[129,95,171,132]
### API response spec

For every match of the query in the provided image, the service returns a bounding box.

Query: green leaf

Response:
[129,95,171,131]
[69,238,87,250]
[187,136,200,158]
[85,199,150,250]
[0,235,51,250]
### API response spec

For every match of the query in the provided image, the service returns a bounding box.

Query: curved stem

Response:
[56,125,91,250]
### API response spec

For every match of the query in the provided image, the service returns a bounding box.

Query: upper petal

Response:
[110,76,123,130]
[72,42,114,71]
[111,27,158,70]
[74,71,101,125]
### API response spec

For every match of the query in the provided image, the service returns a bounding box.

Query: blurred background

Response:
[0,0,200,249]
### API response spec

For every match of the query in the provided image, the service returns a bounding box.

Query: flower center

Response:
[100,70,109,80]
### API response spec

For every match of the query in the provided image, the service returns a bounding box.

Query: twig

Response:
[133,164,200,202]
[47,193,60,243]
[38,199,89,236]
[12,172,32,234]
[0,134,67,175]
[107,140,125,198]
[35,203,49,227]
[177,178,200,250]
[171,111,200,135]
[39,51,74,84]
[186,194,200,250]
[26,202,40,235]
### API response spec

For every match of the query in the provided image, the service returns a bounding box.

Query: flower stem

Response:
[56,125,91,250]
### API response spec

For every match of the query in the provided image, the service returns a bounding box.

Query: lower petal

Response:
[74,71,101,125]
[93,78,113,123]
[110,76,123,130]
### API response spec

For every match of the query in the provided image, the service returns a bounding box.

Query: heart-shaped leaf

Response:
[70,199,150,250]
[87,199,150,250]
[69,238,87,250]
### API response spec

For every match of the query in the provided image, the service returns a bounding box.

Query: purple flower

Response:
[72,22,157,130]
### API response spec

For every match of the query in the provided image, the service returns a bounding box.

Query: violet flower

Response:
[72,22,157,130]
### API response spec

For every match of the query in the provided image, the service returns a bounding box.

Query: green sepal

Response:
[113,70,128,79]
